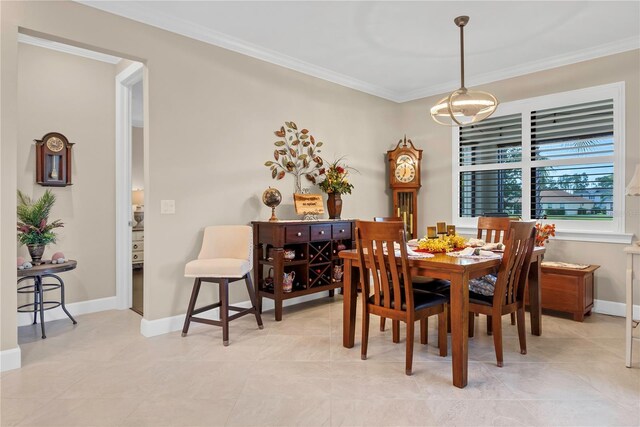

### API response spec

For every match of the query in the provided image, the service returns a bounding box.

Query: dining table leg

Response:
[528,253,543,336]
[450,271,469,388]
[343,258,357,348]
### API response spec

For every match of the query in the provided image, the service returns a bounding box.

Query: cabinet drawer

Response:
[332,223,351,239]
[310,225,331,241]
[132,241,144,251]
[132,230,144,240]
[285,225,309,243]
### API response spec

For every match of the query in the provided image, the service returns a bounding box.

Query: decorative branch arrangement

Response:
[264,121,325,192]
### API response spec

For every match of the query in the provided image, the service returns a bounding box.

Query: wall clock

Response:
[35,132,74,187]
[387,136,422,239]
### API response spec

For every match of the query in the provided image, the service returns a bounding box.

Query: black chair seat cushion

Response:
[468,291,494,306]
[368,290,448,311]
[412,277,451,293]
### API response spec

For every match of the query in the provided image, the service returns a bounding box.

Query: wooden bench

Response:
[533,263,600,321]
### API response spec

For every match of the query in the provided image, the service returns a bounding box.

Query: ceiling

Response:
[81,1,640,102]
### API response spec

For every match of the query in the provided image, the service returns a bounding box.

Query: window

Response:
[453,83,627,242]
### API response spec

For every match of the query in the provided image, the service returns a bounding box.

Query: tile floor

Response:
[2,296,639,426]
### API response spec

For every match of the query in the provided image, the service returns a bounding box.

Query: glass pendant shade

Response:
[431,88,498,126]
[430,16,498,127]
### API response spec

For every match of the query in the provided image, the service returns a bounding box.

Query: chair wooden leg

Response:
[447,305,452,333]
[468,311,475,338]
[405,319,414,375]
[492,313,504,367]
[361,302,370,360]
[420,318,428,345]
[244,274,264,329]
[510,312,516,325]
[486,315,493,335]
[219,279,230,346]
[380,317,386,332]
[392,320,400,343]
[182,278,202,337]
[438,309,448,357]
[516,307,527,355]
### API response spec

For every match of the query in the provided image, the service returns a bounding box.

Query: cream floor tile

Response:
[521,399,640,426]
[425,399,539,426]
[330,398,436,426]
[226,397,331,426]
[4,301,639,427]
[1,398,53,426]
[16,397,142,426]
[121,397,236,427]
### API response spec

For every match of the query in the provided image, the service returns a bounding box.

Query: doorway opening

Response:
[115,62,145,315]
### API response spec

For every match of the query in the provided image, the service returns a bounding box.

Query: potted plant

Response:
[318,158,356,219]
[17,190,64,265]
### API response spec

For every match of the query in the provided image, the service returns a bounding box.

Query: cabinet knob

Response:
[133,255,138,259]
[133,244,138,249]
[320,230,325,235]
[297,232,302,236]
[340,229,345,233]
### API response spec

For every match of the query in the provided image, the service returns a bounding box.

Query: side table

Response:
[17,260,78,339]
[624,246,640,367]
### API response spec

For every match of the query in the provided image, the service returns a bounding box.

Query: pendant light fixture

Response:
[430,16,498,126]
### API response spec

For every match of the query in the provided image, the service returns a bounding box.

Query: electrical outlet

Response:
[161,199,175,214]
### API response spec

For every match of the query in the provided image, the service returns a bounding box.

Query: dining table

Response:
[339,246,545,388]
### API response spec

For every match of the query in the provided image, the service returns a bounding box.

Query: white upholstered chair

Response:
[182,225,263,345]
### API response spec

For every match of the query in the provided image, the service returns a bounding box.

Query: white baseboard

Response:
[140,292,329,337]
[0,347,21,372]
[593,299,640,318]
[17,296,118,327]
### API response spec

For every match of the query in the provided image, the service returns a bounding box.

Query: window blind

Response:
[530,99,614,219]
[459,114,522,166]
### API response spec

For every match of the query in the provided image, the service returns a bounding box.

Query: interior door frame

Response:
[115,62,143,310]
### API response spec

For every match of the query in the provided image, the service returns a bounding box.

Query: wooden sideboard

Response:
[252,220,355,321]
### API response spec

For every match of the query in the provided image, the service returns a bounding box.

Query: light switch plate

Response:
[161,199,175,214]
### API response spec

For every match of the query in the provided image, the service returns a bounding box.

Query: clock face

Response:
[46,137,64,153]
[395,162,416,183]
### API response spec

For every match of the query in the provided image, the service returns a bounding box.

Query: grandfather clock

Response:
[387,136,422,239]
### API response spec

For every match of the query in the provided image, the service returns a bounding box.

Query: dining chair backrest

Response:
[355,220,414,313]
[198,225,252,262]
[492,221,536,308]
[373,216,401,222]
[477,216,512,243]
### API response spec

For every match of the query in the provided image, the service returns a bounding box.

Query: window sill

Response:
[456,227,632,245]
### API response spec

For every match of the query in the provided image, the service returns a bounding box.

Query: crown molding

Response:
[17,33,121,64]
[79,2,639,104]
[397,36,640,103]
[78,1,400,101]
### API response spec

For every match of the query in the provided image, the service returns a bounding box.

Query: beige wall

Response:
[1,1,637,355]
[16,43,117,305]
[132,126,143,190]
[1,1,400,352]
[400,50,640,305]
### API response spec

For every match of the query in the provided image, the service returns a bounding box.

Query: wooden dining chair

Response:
[477,216,517,328]
[477,216,512,243]
[356,220,448,375]
[373,216,450,335]
[468,221,536,367]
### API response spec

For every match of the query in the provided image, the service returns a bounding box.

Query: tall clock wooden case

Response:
[387,136,422,239]
[35,132,74,187]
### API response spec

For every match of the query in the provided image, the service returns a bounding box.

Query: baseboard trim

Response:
[17,296,118,327]
[0,347,21,372]
[593,299,640,318]
[140,292,329,337]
